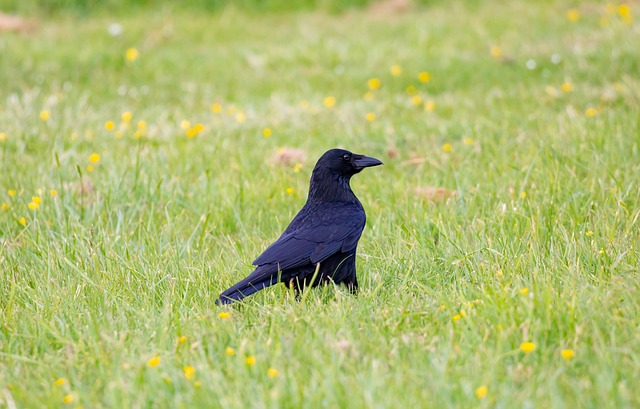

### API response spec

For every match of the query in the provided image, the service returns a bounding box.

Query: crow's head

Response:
[314,148,383,177]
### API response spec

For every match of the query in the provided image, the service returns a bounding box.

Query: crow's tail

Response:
[216,274,278,305]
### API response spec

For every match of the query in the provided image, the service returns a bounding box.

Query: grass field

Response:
[1,1,639,408]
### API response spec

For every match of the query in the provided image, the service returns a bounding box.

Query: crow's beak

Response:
[353,155,383,169]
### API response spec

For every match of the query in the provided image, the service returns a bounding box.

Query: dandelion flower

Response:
[585,107,597,117]
[134,130,143,139]
[438,304,446,311]
[411,95,422,106]
[561,82,573,93]
[561,349,575,360]
[54,378,66,386]
[323,96,336,108]
[0,132,7,142]
[463,138,473,145]
[520,287,529,295]
[286,187,294,195]
[365,112,376,122]
[246,356,256,366]
[263,128,272,138]
[585,231,593,236]
[617,4,631,19]
[40,110,50,121]
[1,203,9,211]
[105,121,115,131]
[28,202,38,210]
[520,342,536,353]
[459,311,466,318]
[225,347,235,356]
[19,217,26,226]
[178,336,187,344]
[137,120,147,131]
[121,112,132,122]
[32,196,42,205]
[367,78,381,90]
[8,189,17,196]
[520,191,527,199]
[390,64,402,76]
[126,47,139,61]
[452,314,461,321]
[442,143,452,153]
[192,123,204,133]
[63,395,74,404]
[147,355,161,367]
[218,312,230,319]
[490,46,503,58]
[567,9,580,22]
[183,365,195,380]
[89,153,101,164]
[418,71,431,83]
[267,368,279,378]
[211,102,222,113]
[424,101,436,112]
[475,385,488,399]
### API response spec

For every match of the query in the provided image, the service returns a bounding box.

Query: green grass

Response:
[1,1,639,408]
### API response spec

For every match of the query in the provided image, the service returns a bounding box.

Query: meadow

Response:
[1,1,639,408]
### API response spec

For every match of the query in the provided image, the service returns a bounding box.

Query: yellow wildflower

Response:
[19,217,26,226]
[32,196,42,204]
[211,102,222,113]
[63,395,74,404]
[105,121,115,131]
[452,314,461,321]
[8,189,17,196]
[463,138,473,145]
[137,120,147,131]
[585,231,593,236]
[418,71,431,83]
[134,130,143,139]
[40,110,50,121]
[520,287,529,295]
[147,355,161,367]
[459,310,466,318]
[1,203,9,211]
[54,378,66,386]
[121,112,132,122]
[181,120,191,129]
[246,356,256,366]
[183,365,195,380]
[618,4,631,19]
[267,368,279,378]
[585,107,597,117]
[0,132,6,142]
[192,123,204,133]
[178,336,187,344]
[424,101,436,112]
[561,349,575,360]
[561,82,573,93]
[365,112,376,122]
[28,202,38,210]
[390,64,402,76]
[225,347,235,356]
[520,342,536,353]
[89,153,101,164]
[218,312,230,319]
[293,163,303,173]
[323,96,336,108]
[411,95,422,106]
[490,46,503,58]
[438,304,446,311]
[263,128,272,138]
[442,143,452,153]
[126,47,139,61]
[567,8,580,22]
[49,189,58,197]
[367,78,381,90]
[520,191,527,199]
[475,385,488,399]
[286,187,295,195]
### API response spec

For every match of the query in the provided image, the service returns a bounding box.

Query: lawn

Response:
[1,1,639,408]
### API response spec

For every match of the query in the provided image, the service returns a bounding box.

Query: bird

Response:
[216,148,383,304]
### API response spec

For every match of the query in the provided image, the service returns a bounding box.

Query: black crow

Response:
[217,148,382,304]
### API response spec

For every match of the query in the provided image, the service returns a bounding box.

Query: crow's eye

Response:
[342,153,351,161]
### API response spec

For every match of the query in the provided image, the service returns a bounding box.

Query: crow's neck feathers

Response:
[307,168,359,204]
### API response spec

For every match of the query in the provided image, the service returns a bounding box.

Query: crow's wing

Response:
[252,204,365,272]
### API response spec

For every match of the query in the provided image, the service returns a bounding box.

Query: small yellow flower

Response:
[617,4,631,19]
[459,310,466,318]
[263,128,272,138]
[411,95,422,106]
[178,335,187,344]
[286,187,295,195]
[599,249,605,255]
[181,120,191,129]
[520,191,527,199]
[267,368,279,378]
[246,356,256,366]
[134,130,143,139]
[585,230,593,236]
[137,120,147,131]
[147,355,161,367]
[89,153,101,164]
[418,71,431,83]
[186,128,198,138]
[520,287,529,295]
[126,47,139,61]
[323,96,336,108]
[0,132,6,142]
[211,103,222,113]
[452,314,461,321]
[40,110,50,121]
[367,78,381,90]
[105,121,115,131]
[8,189,17,196]
[32,196,42,204]
[585,107,597,117]
[438,304,446,311]
[463,138,473,145]
[49,189,58,197]
[405,85,417,95]
[19,217,27,226]
[219,312,230,319]
[561,349,575,360]
[390,64,402,76]
[490,46,503,58]
[183,365,195,380]
[561,82,573,93]
[28,202,38,210]
[520,342,536,353]
[365,112,376,122]
[192,123,204,133]
[475,385,488,399]
[1,203,9,211]
[442,143,452,153]
[567,8,580,22]
[424,101,436,112]
[63,395,74,404]
[54,378,66,386]
[225,347,235,356]
[121,112,132,122]
[293,163,303,173]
